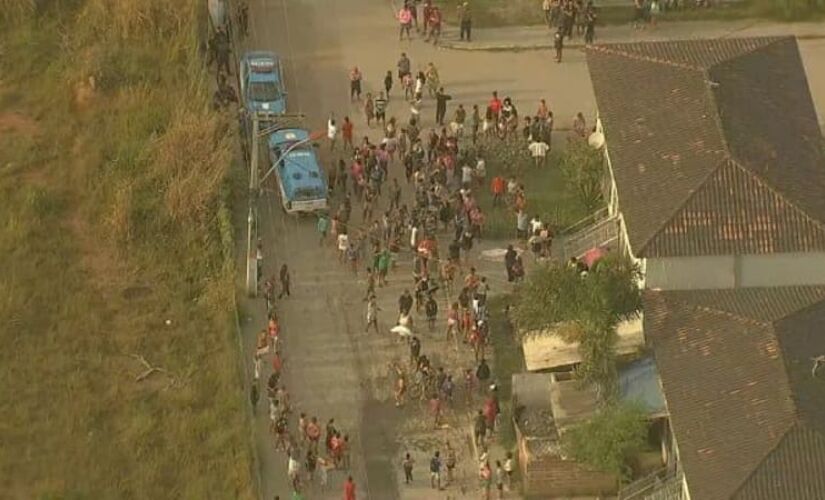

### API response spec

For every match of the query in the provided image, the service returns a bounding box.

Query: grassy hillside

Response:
[0,1,254,498]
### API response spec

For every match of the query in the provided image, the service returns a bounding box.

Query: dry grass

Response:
[0,2,254,498]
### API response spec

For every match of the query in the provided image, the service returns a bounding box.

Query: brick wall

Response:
[518,437,619,497]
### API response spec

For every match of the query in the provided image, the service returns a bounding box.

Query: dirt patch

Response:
[0,112,39,137]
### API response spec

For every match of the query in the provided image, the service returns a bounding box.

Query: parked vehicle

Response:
[268,129,327,213]
[240,51,287,115]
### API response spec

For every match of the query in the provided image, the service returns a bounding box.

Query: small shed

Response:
[521,316,644,372]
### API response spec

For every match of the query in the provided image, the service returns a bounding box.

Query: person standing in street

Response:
[278,263,291,298]
[317,213,330,246]
[402,452,415,484]
[435,87,452,126]
[474,409,487,446]
[495,460,506,499]
[430,451,442,490]
[458,2,472,41]
[476,357,491,394]
[327,116,338,151]
[338,116,352,150]
[397,4,414,41]
[384,70,394,99]
[374,92,388,127]
[349,66,362,101]
[554,30,564,62]
[344,475,356,500]
[584,2,597,44]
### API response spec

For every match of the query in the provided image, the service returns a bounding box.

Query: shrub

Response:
[563,402,649,479]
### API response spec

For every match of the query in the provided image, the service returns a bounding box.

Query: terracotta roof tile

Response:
[644,288,825,500]
[587,37,825,258]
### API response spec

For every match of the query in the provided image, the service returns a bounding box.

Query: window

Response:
[249,81,280,102]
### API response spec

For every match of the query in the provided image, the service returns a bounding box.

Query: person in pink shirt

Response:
[397,5,413,41]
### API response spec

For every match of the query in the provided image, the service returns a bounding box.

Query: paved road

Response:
[235,1,825,498]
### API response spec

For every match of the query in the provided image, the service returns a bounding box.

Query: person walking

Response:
[317,213,330,246]
[476,357,491,394]
[584,2,597,43]
[214,27,232,76]
[374,92,388,127]
[495,460,506,499]
[435,87,452,126]
[349,66,362,101]
[429,451,442,490]
[397,4,413,41]
[397,52,411,82]
[554,30,564,62]
[342,116,354,150]
[384,70,394,99]
[278,264,291,298]
[327,116,338,151]
[402,452,415,484]
[473,409,487,447]
[364,92,375,127]
[458,2,472,41]
[344,475,357,500]
[528,138,550,167]
[365,294,380,333]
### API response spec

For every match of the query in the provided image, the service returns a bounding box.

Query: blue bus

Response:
[268,129,328,213]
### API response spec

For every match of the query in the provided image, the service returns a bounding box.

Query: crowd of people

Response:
[308,51,583,497]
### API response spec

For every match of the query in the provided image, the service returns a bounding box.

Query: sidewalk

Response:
[439,19,825,51]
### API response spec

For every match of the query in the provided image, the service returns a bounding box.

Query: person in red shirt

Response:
[490,175,505,207]
[488,91,502,121]
[342,116,354,150]
[344,475,356,500]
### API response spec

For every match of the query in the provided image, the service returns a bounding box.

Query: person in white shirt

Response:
[475,157,486,184]
[327,116,338,151]
[528,139,549,167]
[461,163,474,186]
[337,232,349,262]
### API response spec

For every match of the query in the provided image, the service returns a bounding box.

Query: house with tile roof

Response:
[580,37,825,500]
[584,36,825,291]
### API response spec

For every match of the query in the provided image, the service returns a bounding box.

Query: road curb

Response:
[439,33,825,52]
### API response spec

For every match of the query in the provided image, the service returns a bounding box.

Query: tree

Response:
[512,255,641,402]
[559,140,605,212]
[562,402,648,479]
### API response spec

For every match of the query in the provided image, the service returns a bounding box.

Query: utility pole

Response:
[245,113,260,297]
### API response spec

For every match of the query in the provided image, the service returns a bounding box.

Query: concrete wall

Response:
[645,256,735,290]
[645,253,825,290]
[738,252,825,287]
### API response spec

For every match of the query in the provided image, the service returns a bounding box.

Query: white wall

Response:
[644,253,825,290]
[738,252,825,287]
[645,256,735,290]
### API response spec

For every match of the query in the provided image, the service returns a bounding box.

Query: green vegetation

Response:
[487,295,523,449]
[0,1,253,498]
[512,256,641,402]
[472,138,591,239]
[441,0,824,28]
[559,140,605,213]
[563,402,648,478]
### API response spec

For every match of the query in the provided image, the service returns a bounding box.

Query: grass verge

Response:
[488,295,522,450]
[0,1,253,498]
[472,137,590,239]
